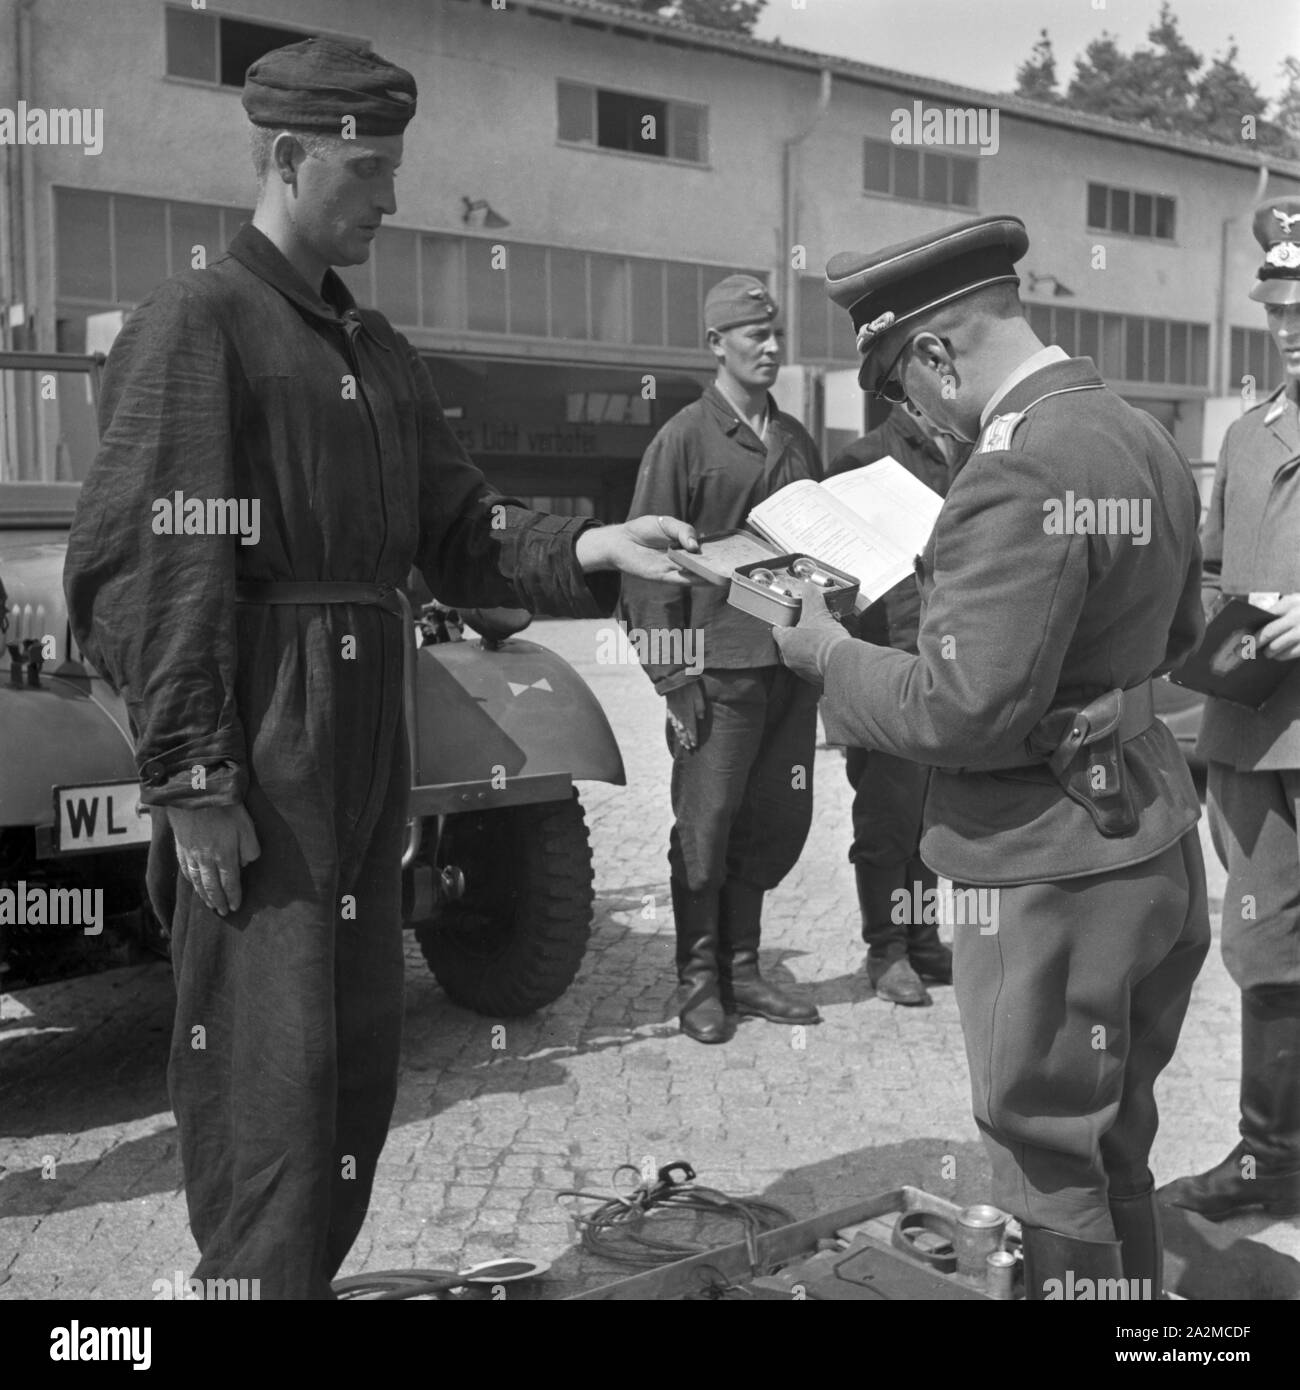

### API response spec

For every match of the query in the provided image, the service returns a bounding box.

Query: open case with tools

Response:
[669,530,861,628]
[569,1186,1023,1300]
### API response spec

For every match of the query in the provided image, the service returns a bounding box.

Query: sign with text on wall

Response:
[450,393,656,458]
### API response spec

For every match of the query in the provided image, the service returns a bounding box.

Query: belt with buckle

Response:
[982,678,1155,773]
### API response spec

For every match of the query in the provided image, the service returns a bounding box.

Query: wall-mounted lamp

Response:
[1026,272,1075,298]
[461,197,510,229]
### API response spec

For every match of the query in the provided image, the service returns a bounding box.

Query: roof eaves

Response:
[522,0,1300,178]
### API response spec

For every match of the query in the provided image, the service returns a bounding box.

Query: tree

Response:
[1012,2,1299,159]
[1015,28,1059,104]
[603,0,767,34]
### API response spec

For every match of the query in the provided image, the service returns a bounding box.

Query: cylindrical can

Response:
[985,1249,1017,1299]
[955,1204,1008,1278]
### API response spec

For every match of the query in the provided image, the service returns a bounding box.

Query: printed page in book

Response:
[748,459,943,604]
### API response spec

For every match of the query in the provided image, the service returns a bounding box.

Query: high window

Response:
[1086,183,1176,241]
[1024,302,1207,385]
[164,7,354,87]
[557,81,708,164]
[862,138,978,210]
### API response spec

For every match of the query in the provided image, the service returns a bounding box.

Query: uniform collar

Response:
[979,345,1070,427]
[981,353,1105,423]
[703,382,781,446]
[227,222,382,343]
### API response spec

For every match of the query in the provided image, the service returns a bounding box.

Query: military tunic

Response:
[818,356,1211,1236]
[64,224,617,1298]
[1198,384,1300,994]
[620,387,822,893]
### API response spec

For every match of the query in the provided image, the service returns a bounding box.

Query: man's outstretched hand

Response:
[167,803,262,917]
[575,515,700,585]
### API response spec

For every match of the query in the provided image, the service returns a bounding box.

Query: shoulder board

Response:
[976,411,1024,454]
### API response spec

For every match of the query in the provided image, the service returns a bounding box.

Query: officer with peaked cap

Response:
[1160,196,1300,1224]
[772,215,1210,1297]
[63,36,696,1298]
[620,275,823,1044]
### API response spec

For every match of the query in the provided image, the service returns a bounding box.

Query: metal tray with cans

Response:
[730,554,860,627]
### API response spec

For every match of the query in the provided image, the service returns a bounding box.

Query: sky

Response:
[755,0,1300,102]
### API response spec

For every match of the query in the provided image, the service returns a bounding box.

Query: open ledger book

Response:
[707,458,944,609]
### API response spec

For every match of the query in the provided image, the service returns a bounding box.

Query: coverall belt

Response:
[235,580,404,616]
[988,679,1155,771]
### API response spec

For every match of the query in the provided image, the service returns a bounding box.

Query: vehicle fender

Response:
[0,677,136,827]
[412,638,625,788]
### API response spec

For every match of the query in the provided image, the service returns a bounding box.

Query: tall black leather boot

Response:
[1158,985,1300,1220]
[855,862,930,1006]
[902,855,953,985]
[718,879,820,1025]
[1108,1178,1163,1299]
[670,879,727,1045]
[1020,1225,1128,1300]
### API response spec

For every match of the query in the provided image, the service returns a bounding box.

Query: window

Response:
[557,81,709,165]
[1230,327,1285,397]
[861,138,978,209]
[797,277,869,363]
[164,6,357,88]
[1030,301,1209,385]
[54,188,251,310]
[1087,182,1176,241]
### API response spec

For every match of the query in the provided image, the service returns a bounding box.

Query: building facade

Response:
[3,0,1299,512]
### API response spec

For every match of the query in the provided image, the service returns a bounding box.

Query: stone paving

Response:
[1,617,1296,1299]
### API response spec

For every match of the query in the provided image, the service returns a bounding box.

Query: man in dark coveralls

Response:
[829,404,969,1005]
[773,215,1210,1297]
[1160,197,1300,1223]
[620,276,822,1044]
[62,38,697,1300]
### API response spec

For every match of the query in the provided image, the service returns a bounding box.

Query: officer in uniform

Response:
[772,215,1210,1297]
[63,37,696,1299]
[620,276,823,1044]
[1159,197,1300,1222]
[830,405,969,1005]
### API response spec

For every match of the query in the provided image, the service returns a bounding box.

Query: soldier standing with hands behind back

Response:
[1161,196,1300,1222]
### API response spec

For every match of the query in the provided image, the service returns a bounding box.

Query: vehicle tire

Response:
[414,792,595,1017]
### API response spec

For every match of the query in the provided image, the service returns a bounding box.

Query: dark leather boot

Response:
[1158,986,1300,1221]
[904,858,952,984]
[855,862,931,1005]
[670,879,726,1045]
[718,879,820,1024]
[1021,1224,1128,1300]
[1108,1178,1163,1299]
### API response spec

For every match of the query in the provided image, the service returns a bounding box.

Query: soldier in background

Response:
[620,277,823,1044]
[829,403,969,1005]
[1160,197,1300,1222]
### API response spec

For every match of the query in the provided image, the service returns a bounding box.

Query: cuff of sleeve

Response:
[515,515,618,618]
[653,670,700,696]
[138,757,247,808]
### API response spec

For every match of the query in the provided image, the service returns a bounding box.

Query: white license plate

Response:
[53,780,150,853]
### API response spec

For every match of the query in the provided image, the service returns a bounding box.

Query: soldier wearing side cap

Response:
[1159,197,1300,1224]
[772,215,1210,1298]
[63,37,697,1299]
[620,276,823,1044]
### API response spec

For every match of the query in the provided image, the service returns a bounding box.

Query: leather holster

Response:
[1027,688,1139,838]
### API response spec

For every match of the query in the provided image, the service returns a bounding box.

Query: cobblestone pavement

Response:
[2,618,1297,1299]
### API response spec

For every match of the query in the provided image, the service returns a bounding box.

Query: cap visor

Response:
[1249,279,1300,305]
